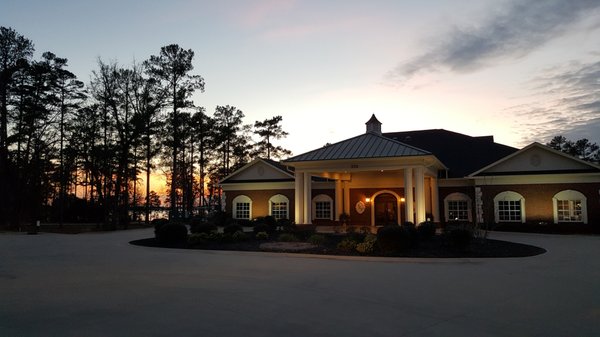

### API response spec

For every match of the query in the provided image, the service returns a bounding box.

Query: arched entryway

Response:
[371,190,403,227]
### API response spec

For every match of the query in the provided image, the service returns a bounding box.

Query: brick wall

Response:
[479,183,600,224]
[224,188,336,221]
[438,186,476,223]
[225,189,295,219]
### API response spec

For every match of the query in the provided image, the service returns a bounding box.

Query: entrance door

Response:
[375,193,398,226]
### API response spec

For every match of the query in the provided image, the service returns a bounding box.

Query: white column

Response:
[404,168,414,224]
[303,172,312,224]
[415,167,426,224]
[343,181,350,216]
[294,171,304,224]
[335,180,343,221]
[431,177,440,222]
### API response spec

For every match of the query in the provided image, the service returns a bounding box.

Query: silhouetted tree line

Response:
[546,135,600,163]
[0,27,290,229]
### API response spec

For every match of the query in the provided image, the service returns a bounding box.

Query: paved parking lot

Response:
[1,229,599,337]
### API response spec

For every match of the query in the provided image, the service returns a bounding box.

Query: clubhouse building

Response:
[220,115,600,229]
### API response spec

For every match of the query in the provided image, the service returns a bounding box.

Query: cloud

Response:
[388,0,600,82]
[511,60,600,145]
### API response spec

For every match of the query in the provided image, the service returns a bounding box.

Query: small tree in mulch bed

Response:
[443,222,474,250]
[155,222,188,245]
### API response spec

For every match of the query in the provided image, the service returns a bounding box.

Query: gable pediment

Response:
[221,159,293,183]
[471,143,600,176]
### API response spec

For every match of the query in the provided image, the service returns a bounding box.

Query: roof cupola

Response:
[365,114,382,135]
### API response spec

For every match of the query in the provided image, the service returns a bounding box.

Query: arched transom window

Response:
[444,192,472,222]
[493,191,526,223]
[232,195,252,220]
[312,194,333,220]
[269,194,289,220]
[553,190,587,224]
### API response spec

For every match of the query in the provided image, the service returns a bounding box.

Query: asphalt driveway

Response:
[1,229,599,337]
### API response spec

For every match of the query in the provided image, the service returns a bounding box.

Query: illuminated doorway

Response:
[375,193,398,226]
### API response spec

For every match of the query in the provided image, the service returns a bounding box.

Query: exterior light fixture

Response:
[400,197,406,202]
[365,197,371,203]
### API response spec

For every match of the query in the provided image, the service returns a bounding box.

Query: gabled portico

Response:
[285,115,446,227]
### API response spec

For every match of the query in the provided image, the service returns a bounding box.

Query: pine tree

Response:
[144,44,205,219]
[253,115,292,160]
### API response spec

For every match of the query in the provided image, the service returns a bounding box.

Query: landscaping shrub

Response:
[307,234,327,246]
[223,224,244,235]
[190,222,218,234]
[255,231,269,240]
[277,233,299,242]
[263,215,277,227]
[156,222,188,245]
[443,222,473,247]
[253,218,277,234]
[293,226,316,240]
[208,232,225,242]
[377,224,411,254]
[252,216,281,233]
[209,211,231,227]
[417,221,437,239]
[447,228,473,250]
[232,230,248,242]
[277,218,295,232]
[188,233,210,245]
[337,238,358,252]
[402,222,418,247]
[152,218,169,235]
[356,234,377,254]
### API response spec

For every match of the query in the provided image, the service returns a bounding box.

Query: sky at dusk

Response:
[2,0,600,157]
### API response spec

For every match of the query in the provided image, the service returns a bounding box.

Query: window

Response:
[235,203,250,219]
[269,194,289,220]
[232,195,252,220]
[271,202,287,220]
[498,200,521,222]
[553,190,587,224]
[315,201,331,219]
[557,200,581,221]
[493,191,525,223]
[448,200,469,221]
[312,194,333,220]
[444,193,471,222]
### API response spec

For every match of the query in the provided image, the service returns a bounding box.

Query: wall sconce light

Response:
[400,197,406,202]
[365,197,371,203]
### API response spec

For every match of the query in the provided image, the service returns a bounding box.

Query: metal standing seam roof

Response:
[285,132,430,162]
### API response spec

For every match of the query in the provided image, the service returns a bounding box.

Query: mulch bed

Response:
[131,235,546,258]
